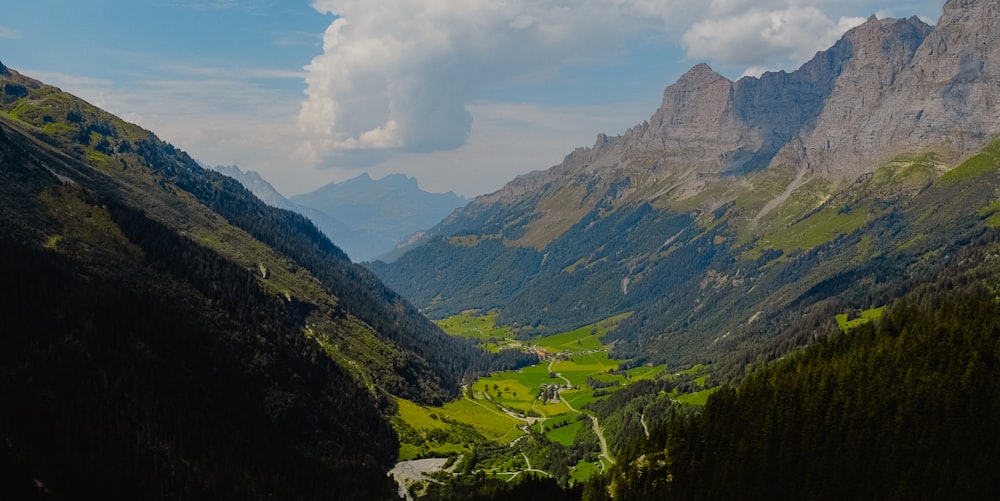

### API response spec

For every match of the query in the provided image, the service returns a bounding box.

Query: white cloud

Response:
[298,0,695,163]
[21,1,943,199]
[681,7,866,69]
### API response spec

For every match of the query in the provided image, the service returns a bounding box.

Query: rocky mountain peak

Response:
[802,0,1000,177]
[839,14,932,63]
[469,0,998,216]
[0,60,7,75]
[672,63,729,89]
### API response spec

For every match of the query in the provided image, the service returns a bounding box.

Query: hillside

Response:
[586,269,1000,500]
[371,0,1000,371]
[0,62,498,499]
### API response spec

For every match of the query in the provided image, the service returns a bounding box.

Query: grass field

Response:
[395,397,448,430]
[550,351,622,386]
[571,460,600,483]
[628,364,668,380]
[532,313,633,353]
[836,306,885,332]
[546,420,585,446]
[395,310,707,484]
[760,207,869,253]
[674,386,721,406]
[396,394,524,447]
[434,310,516,352]
[562,387,615,410]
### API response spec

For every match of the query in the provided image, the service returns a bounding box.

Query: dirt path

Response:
[502,453,554,482]
[549,362,615,467]
[591,415,615,467]
[547,360,573,387]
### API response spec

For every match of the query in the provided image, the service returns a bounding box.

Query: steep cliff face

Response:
[854,0,1000,165]
[590,15,936,184]
[465,13,937,224]
[790,16,933,178]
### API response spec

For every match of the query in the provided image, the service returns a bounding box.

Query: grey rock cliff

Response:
[853,0,1000,166]
[795,15,934,179]
[473,0,1000,211]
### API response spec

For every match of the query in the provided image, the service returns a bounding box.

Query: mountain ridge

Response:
[292,172,468,261]
[0,62,522,499]
[372,0,1000,371]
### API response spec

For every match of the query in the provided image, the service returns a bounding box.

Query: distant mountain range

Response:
[292,173,468,262]
[371,0,1000,370]
[212,166,467,262]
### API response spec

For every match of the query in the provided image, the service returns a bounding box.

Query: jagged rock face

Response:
[798,16,933,179]
[563,15,938,188]
[479,0,998,207]
[860,0,1000,164]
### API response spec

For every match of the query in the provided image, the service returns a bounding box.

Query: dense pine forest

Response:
[582,278,1000,499]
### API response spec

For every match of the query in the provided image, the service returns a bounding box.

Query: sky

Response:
[1,0,942,198]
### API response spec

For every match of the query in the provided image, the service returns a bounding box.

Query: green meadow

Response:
[434,309,514,341]
[531,312,632,353]
[674,387,721,406]
[396,310,703,483]
[836,306,885,332]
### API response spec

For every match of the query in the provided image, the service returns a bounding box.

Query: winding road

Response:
[548,360,615,468]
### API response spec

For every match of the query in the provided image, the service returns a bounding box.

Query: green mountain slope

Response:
[0,62,508,499]
[373,142,1000,371]
[370,1,1000,373]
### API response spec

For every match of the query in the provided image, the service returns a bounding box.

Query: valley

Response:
[391,311,707,496]
[5,0,1000,499]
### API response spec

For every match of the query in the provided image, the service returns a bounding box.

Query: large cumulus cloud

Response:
[297,0,928,163]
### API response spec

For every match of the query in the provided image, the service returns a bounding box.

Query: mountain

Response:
[291,173,468,262]
[211,164,300,210]
[0,63,521,499]
[209,164,362,259]
[371,0,1000,372]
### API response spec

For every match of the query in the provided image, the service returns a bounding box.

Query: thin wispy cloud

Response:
[272,30,323,48]
[21,70,116,89]
[0,25,19,39]
[168,64,307,80]
[169,0,270,13]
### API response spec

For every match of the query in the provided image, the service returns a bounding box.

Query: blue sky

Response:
[1,0,942,197]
